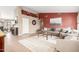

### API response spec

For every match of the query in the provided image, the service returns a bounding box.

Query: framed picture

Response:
[50,17,62,25]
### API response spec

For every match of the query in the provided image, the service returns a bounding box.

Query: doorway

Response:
[22,17,29,34]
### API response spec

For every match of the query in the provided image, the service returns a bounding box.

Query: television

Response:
[50,17,62,25]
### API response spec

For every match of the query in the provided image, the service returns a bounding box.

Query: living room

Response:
[0,6,79,52]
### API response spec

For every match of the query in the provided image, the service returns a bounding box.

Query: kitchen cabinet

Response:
[0,31,5,52]
[0,36,4,52]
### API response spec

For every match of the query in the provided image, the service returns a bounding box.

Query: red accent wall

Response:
[39,13,78,29]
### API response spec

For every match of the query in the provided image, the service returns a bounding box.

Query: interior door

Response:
[22,17,29,34]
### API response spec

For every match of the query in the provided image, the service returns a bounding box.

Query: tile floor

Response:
[4,32,58,52]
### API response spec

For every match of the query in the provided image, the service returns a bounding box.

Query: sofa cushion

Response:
[56,39,79,52]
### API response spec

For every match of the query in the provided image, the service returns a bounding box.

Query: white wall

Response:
[22,7,40,33]
[29,17,40,33]
[21,7,40,33]
[0,6,17,19]
[16,7,23,35]
[16,7,40,35]
[22,15,40,34]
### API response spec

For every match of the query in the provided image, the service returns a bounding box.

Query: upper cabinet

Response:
[0,6,17,19]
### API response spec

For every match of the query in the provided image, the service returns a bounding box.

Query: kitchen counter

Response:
[0,31,5,37]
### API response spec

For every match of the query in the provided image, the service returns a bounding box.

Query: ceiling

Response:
[23,6,79,13]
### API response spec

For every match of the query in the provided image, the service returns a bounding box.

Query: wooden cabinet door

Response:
[0,37,4,52]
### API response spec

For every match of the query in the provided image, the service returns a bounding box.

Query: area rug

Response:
[18,36,56,52]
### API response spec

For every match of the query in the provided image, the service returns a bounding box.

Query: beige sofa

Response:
[56,39,79,52]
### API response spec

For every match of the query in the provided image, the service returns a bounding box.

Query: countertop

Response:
[0,31,5,37]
